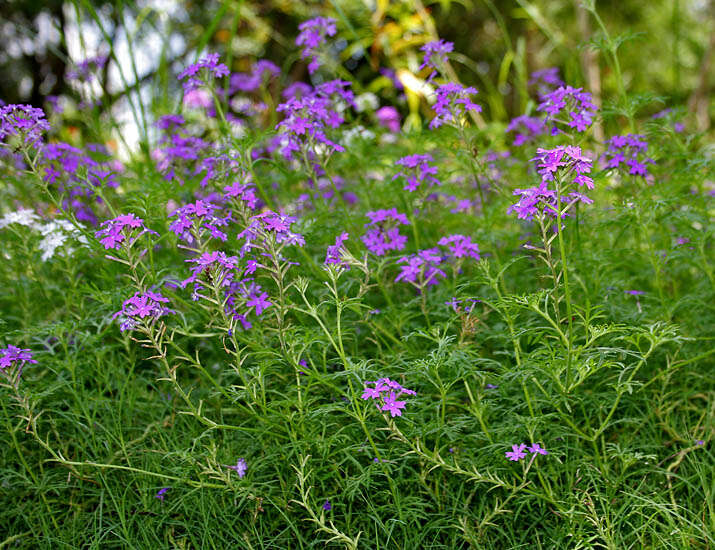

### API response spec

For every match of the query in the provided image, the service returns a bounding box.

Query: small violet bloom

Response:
[155,487,170,501]
[322,500,332,511]
[227,458,247,478]
[361,377,416,418]
[296,17,337,74]
[505,444,528,462]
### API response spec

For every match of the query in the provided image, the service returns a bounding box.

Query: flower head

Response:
[419,40,454,81]
[0,104,51,147]
[322,500,332,511]
[112,291,174,332]
[325,232,350,269]
[537,85,597,134]
[296,17,337,74]
[602,134,654,178]
[430,83,481,129]
[505,444,527,462]
[361,209,409,256]
[395,248,446,288]
[227,458,247,478]
[361,377,416,418]
[178,53,229,91]
[155,487,170,501]
[506,115,546,146]
[0,345,37,385]
[95,213,155,250]
[394,154,440,192]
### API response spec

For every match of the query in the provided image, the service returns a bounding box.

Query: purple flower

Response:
[322,500,332,511]
[430,83,482,129]
[376,106,400,133]
[537,85,597,133]
[505,444,527,462]
[296,17,337,74]
[508,146,594,222]
[438,234,480,260]
[229,60,280,94]
[178,53,229,91]
[485,383,498,390]
[381,391,407,417]
[95,213,154,250]
[529,68,564,95]
[602,134,654,178]
[0,345,37,384]
[445,297,461,312]
[395,248,446,288]
[361,377,416,418]
[394,154,440,192]
[361,209,409,256]
[237,210,305,256]
[223,181,260,211]
[506,115,546,146]
[527,443,548,455]
[695,440,704,446]
[155,487,170,501]
[625,290,645,296]
[0,104,51,147]
[169,200,231,244]
[227,458,247,478]
[325,232,350,269]
[275,80,353,159]
[112,291,174,332]
[67,55,108,82]
[419,40,454,80]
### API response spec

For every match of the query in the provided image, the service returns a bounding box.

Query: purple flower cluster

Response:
[393,154,440,192]
[505,443,548,461]
[153,116,210,183]
[169,200,231,244]
[223,181,260,211]
[361,209,409,256]
[225,280,272,329]
[419,39,454,81]
[533,146,593,188]
[237,211,305,257]
[182,251,242,292]
[602,134,654,177]
[430,83,482,129]
[508,146,594,221]
[112,291,174,332]
[41,142,121,224]
[537,85,597,133]
[229,60,280,94]
[437,234,480,260]
[295,17,337,74]
[178,53,229,91]
[361,377,416,417]
[325,232,350,269]
[0,345,36,384]
[376,106,401,133]
[95,213,154,250]
[67,55,108,82]
[529,68,564,95]
[0,104,51,147]
[275,80,354,159]
[506,115,546,146]
[395,248,446,287]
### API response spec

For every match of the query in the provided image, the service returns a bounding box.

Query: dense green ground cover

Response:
[1,2,713,549]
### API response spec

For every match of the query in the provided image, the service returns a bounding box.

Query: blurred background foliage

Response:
[1,0,712,141]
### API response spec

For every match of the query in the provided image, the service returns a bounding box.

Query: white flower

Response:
[0,209,40,230]
[37,220,88,261]
[354,92,379,112]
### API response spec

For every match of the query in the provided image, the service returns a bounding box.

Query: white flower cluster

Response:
[0,209,88,261]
